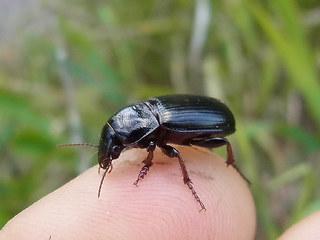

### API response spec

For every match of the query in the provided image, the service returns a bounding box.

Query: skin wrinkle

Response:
[104,188,175,239]
[1,146,255,240]
[109,150,207,238]
[57,187,105,238]
[209,166,239,237]
[97,165,180,239]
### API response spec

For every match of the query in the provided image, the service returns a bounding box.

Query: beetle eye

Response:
[112,145,121,154]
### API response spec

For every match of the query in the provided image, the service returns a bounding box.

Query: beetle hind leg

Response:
[133,142,156,186]
[160,145,206,211]
[191,137,250,184]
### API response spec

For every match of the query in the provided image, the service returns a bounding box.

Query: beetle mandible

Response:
[98,94,247,211]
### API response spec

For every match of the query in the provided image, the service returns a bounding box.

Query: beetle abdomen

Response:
[147,95,235,135]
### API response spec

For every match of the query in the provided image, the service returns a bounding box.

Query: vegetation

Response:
[1,0,320,239]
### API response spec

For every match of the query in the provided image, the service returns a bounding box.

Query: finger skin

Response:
[278,211,320,240]
[0,146,256,240]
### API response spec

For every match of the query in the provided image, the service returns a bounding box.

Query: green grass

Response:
[1,0,320,238]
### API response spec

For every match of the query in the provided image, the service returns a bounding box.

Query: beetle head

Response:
[98,123,124,169]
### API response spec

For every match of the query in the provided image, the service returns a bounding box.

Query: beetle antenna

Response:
[97,161,112,198]
[98,168,108,198]
[57,143,99,148]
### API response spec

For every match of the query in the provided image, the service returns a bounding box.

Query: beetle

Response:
[97,94,247,211]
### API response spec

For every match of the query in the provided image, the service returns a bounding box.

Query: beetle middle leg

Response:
[133,141,156,186]
[191,137,250,184]
[160,145,206,211]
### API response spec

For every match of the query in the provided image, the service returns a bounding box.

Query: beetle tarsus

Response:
[160,144,206,211]
[186,181,206,211]
[133,142,155,186]
[133,166,150,186]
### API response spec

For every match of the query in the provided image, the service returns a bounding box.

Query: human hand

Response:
[1,146,255,239]
[277,211,320,240]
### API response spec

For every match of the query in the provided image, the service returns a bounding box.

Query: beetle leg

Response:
[133,141,156,186]
[160,145,206,211]
[191,137,250,184]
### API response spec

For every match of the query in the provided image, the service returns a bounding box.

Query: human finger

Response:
[1,146,256,240]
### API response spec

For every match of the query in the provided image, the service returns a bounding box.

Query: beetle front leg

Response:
[133,141,156,186]
[160,145,206,211]
[191,137,250,184]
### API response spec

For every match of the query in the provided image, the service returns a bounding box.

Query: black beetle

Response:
[97,94,246,211]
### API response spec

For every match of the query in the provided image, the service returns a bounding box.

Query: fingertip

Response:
[179,146,256,239]
[278,211,320,240]
[1,146,256,240]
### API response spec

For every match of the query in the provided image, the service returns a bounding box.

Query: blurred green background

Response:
[1,0,320,239]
